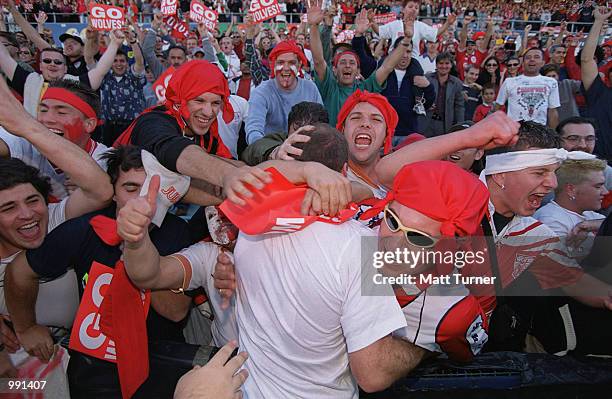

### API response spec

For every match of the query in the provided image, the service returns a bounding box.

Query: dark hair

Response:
[294,123,348,172]
[402,0,420,6]
[435,52,454,64]
[487,121,561,156]
[556,116,597,135]
[0,31,19,48]
[49,80,101,116]
[167,45,187,56]
[115,49,128,59]
[540,63,560,76]
[393,36,413,49]
[550,44,566,53]
[505,56,520,65]
[100,145,143,185]
[477,55,501,87]
[0,158,51,202]
[40,47,68,63]
[577,46,605,66]
[288,102,329,130]
[332,42,353,58]
[481,82,496,93]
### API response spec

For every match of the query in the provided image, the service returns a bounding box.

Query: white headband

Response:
[484,149,596,175]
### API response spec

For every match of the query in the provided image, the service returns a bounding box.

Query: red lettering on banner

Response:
[69,262,150,361]
[88,3,125,31]
[373,13,397,25]
[152,66,175,103]
[190,0,218,30]
[249,0,282,23]
[160,0,178,16]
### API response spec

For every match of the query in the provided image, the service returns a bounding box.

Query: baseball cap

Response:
[59,29,84,46]
[472,32,485,41]
[191,47,205,56]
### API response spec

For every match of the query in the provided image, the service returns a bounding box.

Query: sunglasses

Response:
[383,205,438,248]
[485,63,498,67]
[507,62,519,67]
[42,58,64,65]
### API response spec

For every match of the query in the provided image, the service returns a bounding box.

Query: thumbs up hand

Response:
[117,175,160,246]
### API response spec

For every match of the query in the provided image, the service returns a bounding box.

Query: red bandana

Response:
[336,90,398,155]
[268,41,309,78]
[89,215,149,399]
[219,168,358,235]
[360,161,490,237]
[332,50,360,68]
[42,87,102,126]
[114,60,234,159]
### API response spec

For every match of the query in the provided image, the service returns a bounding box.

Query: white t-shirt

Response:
[177,241,239,347]
[414,54,437,74]
[495,75,560,126]
[0,128,109,199]
[218,95,249,159]
[233,221,406,398]
[0,198,79,329]
[534,201,605,237]
[378,20,437,58]
[394,68,407,87]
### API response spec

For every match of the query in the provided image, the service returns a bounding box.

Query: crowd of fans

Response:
[0,0,611,397]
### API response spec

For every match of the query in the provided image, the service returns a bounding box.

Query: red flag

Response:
[190,0,218,30]
[160,0,178,16]
[164,15,189,40]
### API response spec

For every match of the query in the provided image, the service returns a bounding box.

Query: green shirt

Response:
[314,67,385,126]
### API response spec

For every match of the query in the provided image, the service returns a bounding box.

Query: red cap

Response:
[472,31,486,41]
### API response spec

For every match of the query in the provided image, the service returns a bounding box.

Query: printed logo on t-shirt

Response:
[466,314,487,355]
[516,86,547,118]
[512,253,535,279]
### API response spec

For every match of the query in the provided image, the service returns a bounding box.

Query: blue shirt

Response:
[100,68,146,121]
[245,78,323,144]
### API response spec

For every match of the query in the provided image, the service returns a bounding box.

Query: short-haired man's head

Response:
[49,79,101,116]
[540,63,560,79]
[0,158,51,202]
[557,116,597,136]
[287,102,329,134]
[293,124,348,173]
[435,52,454,64]
[496,121,562,156]
[101,145,144,186]
[554,158,607,196]
[40,47,68,63]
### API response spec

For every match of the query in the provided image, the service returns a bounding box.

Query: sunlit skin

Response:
[62,37,82,60]
[341,102,386,167]
[445,148,484,171]
[488,163,559,217]
[396,43,413,70]
[0,184,49,256]
[436,59,452,77]
[113,168,147,212]
[559,170,608,214]
[111,54,128,76]
[37,99,96,150]
[274,52,300,91]
[559,123,597,153]
[185,92,223,136]
[39,50,67,81]
[220,37,234,56]
[333,53,360,86]
[523,48,545,76]
[551,46,567,65]
[378,202,442,276]
[168,48,187,68]
[464,66,479,84]
[185,38,198,53]
[403,0,419,21]
[18,46,33,63]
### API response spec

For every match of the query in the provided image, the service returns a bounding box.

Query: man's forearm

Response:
[175,146,237,187]
[4,256,39,334]
[547,108,559,129]
[124,233,165,288]
[20,121,113,202]
[182,179,224,206]
[378,337,427,388]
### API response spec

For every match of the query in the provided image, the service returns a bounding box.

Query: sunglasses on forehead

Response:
[42,58,64,65]
[383,205,438,248]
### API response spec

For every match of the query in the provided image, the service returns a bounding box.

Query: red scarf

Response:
[114,61,234,159]
[89,215,149,399]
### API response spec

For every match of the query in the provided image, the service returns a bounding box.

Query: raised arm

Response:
[142,16,166,79]
[128,30,145,75]
[480,17,494,53]
[581,7,611,91]
[0,42,18,81]
[307,0,328,82]
[83,27,100,68]
[87,29,124,90]
[376,112,519,187]
[0,77,113,219]
[375,26,412,86]
[436,13,456,38]
[7,1,51,51]
[458,15,472,51]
